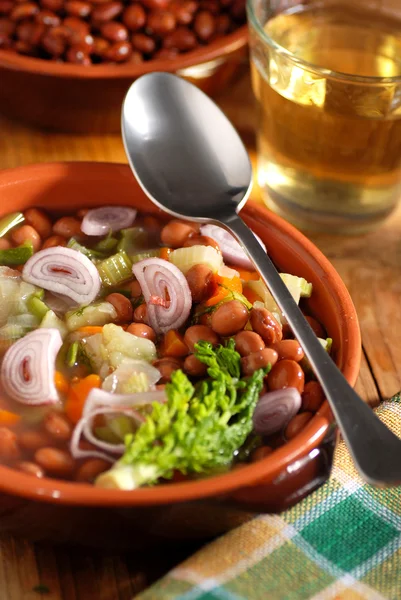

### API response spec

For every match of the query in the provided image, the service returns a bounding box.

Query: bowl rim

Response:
[0,26,248,79]
[0,162,361,506]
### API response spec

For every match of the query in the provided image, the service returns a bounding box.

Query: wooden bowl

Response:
[0,26,248,134]
[0,162,361,548]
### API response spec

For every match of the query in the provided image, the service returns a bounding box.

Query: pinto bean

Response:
[105,293,133,322]
[11,225,41,252]
[241,348,278,375]
[24,208,52,239]
[250,307,282,345]
[43,411,72,441]
[302,381,325,412]
[153,357,183,383]
[211,300,248,336]
[285,412,313,440]
[185,264,214,303]
[133,303,148,324]
[270,340,304,362]
[126,323,156,342]
[35,447,75,476]
[42,235,66,249]
[184,354,207,377]
[234,331,265,356]
[16,461,44,478]
[184,325,219,352]
[160,219,197,248]
[52,216,82,238]
[268,359,305,394]
[0,427,20,460]
[76,458,110,482]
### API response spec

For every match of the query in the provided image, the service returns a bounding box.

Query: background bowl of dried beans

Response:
[0,0,248,133]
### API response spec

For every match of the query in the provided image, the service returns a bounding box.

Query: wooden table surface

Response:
[0,70,400,600]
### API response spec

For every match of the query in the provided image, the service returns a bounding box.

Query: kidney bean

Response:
[11,225,41,252]
[302,381,324,412]
[147,11,176,36]
[105,293,133,322]
[19,430,53,452]
[133,303,149,324]
[130,279,142,298]
[35,447,75,476]
[92,35,110,56]
[234,331,265,357]
[41,29,67,56]
[126,322,156,342]
[163,26,197,51]
[211,300,248,336]
[215,13,231,34]
[11,2,39,21]
[52,216,82,238]
[183,235,220,252]
[271,340,304,362]
[268,359,305,394]
[100,21,128,42]
[241,348,278,375]
[194,10,216,40]
[0,17,14,35]
[200,0,220,14]
[285,412,312,440]
[63,16,89,41]
[184,324,219,352]
[76,458,110,483]
[91,1,123,24]
[142,0,170,9]
[172,0,197,25]
[66,44,92,64]
[305,315,326,338]
[131,33,155,55]
[65,1,91,18]
[161,220,197,248]
[16,461,44,478]
[185,264,214,303]
[104,40,132,61]
[154,47,178,59]
[40,0,63,10]
[43,411,72,441]
[250,307,282,345]
[153,357,183,383]
[42,234,66,249]
[0,1,13,16]
[250,445,272,462]
[36,9,60,26]
[0,428,20,460]
[123,3,146,32]
[16,22,44,45]
[0,239,11,250]
[24,208,52,239]
[184,354,207,377]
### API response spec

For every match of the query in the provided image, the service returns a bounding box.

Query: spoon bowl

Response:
[122,73,401,487]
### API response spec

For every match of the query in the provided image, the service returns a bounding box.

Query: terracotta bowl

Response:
[0,162,361,549]
[0,26,247,134]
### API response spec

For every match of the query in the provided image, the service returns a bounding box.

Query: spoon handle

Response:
[222,212,401,486]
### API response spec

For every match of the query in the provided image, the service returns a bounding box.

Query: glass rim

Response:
[246,0,401,84]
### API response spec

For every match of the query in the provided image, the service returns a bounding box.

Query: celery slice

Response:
[280,274,312,298]
[27,295,49,320]
[0,242,33,266]
[0,212,24,237]
[301,337,333,375]
[117,227,150,256]
[94,231,118,253]
[97,251,133,287]
[67,238,105,260]
[130,249,160,264]
[169,245,223,274]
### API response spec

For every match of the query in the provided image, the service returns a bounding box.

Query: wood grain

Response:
[0,68,398,598]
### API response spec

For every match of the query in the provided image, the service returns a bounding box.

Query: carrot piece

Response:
[0,409,21,426]
[54,371,69,395]
[159,247,172,261]
[243,285,263,305]
[205,275,243,307]
[236,268,259,281]
[65,374,102,424]
[76,326,104,336]
[163,330,188,358]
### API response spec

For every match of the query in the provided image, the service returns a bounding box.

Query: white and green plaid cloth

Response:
[137,394,401,600]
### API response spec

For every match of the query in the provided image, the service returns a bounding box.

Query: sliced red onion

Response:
[253,388,302,436]
[132,258,192,334]
[70,407,144,462]
[22,247,101,306]
[44,291,77,315]
[1,328,62,405]
[81,206,137,236]
[83,387,166,417]
[200,224,266,270]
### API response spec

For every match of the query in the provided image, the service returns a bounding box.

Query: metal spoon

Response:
[122,72,401,486]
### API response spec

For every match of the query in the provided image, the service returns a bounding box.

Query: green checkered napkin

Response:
[137,394,401,600]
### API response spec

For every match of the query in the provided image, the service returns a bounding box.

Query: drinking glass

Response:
[246,0,401,233]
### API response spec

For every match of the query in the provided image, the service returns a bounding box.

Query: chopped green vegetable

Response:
[67,238,105,260]
[94,230,118,253]
[66,341,79,367]
[0,212,24,237]
[96,339,267,489]
[0,241,33,266]
[117,227,150,256]
[130,249,160,264]
[280,273,312,298]
[97,251,133,287]
[27,295,49,320]
[40,309,68,339]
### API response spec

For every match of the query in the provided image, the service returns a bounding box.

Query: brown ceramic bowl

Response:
[0,26,247,134]
[0,162,360,549]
